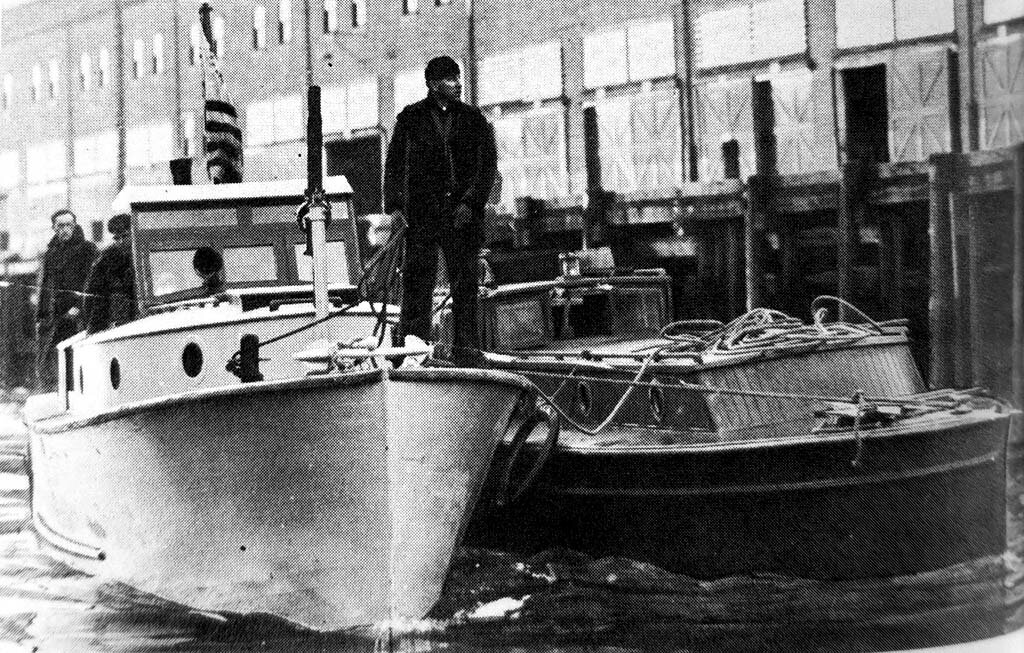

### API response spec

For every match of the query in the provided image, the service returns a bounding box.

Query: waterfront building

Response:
[0,0,1022,394]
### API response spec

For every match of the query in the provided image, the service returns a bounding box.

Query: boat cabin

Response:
[122,176,362,313]
[56,177,385,415]
[459,248,675,353]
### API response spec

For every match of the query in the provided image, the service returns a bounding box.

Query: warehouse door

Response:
[843,65,890,163]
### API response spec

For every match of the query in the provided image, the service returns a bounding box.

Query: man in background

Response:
[35,209,97,390]
[384,55,497,365]
[83,214,136,334]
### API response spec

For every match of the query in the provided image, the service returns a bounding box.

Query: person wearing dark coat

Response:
[83,214,136,334]
[383,55,498,365]
[35,209,97,390]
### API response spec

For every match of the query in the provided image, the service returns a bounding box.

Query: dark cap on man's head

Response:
[108,213,131,236]
[50,208,76,224]
[425,56,460,81]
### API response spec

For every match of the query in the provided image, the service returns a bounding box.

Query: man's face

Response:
[429,75,462,103]
[113,231,130,251]
[209,164,227,184]
[53,214,76,242]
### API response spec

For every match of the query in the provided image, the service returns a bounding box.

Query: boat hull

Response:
[27,368,532,631]
[468,409,1013,580]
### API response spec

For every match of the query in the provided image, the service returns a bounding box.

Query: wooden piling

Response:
[878,213,905,320]
[928,154,957,390]
[726,219,743,318]
[837,160,864,322]
[950,175,972,389]
[744,175,767,310]
[1014,143,1024,410]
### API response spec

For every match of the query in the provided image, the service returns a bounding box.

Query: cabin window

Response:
[223,245,278,283]
[182,343,204,377]
[110,358,121,390]
[294,241,350,284]
[138,207,236,230]
[842,65,890,163]
[150,249,208,296]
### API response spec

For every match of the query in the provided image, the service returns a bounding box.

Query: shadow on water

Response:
[0,404,1022,652]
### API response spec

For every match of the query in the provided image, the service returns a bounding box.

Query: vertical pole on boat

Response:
[306,85,330,324]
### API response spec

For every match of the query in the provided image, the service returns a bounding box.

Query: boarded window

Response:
[984,0,1024,24]
[479,41,562,105]
[583,30,628,89]
[627,20,675,82]
[887,49,952,161]
[594,90,682,193]
[771,71,818,174]
[694,79,754,180]
[494,108,568,208]
[836,0,954,48]
[247,95,302,145]
[695,1,805,68]
[583,19,675,88]
[979,38,1024,149]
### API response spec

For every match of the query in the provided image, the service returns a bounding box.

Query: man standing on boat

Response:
[82,214,136,334]
[35,209,97,390]
[384,56,497,366]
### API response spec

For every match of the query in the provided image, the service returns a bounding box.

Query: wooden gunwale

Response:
[28,367,534,435]
[541,405,1012,456]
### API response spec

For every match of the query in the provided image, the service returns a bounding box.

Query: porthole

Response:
[110,358,121,390]
[577,381,593,418]
[649,383,665,424]
[182,342,204,377]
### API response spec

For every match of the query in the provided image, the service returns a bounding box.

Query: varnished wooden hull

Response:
[26,368,532,631]
[470,407,1012,580]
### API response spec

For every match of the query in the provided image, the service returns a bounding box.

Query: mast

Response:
[305,86,330,324]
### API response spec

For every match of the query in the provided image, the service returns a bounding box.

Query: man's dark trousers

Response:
[399,210,481,361]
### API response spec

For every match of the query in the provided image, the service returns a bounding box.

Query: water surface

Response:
[1,403,1021,652]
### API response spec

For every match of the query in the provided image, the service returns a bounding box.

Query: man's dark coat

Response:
[383,97,498,360]
[35,225,97,389]
[83,244,136,333]
[384,97,498,222]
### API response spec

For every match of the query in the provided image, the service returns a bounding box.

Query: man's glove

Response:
[453,203,473,229]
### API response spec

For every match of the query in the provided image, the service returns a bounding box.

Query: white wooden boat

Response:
[24,177,539,631]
